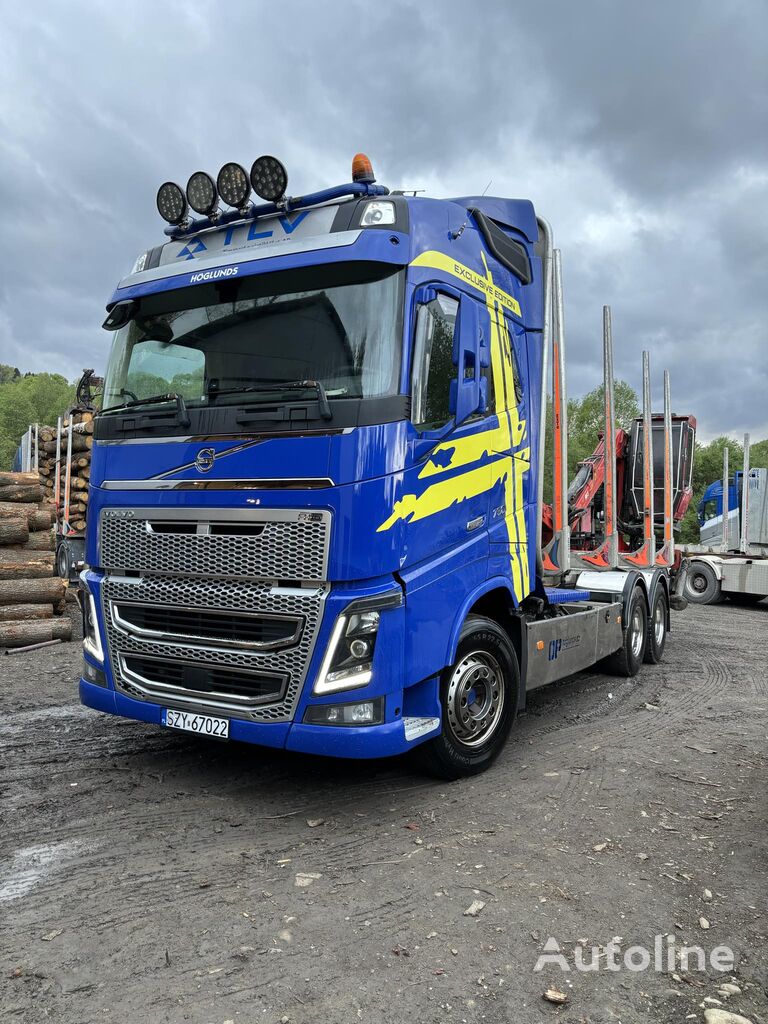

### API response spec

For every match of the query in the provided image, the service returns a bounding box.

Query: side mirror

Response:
[449,296,488,427]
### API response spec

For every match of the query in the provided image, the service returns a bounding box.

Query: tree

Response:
[0,373,76,470]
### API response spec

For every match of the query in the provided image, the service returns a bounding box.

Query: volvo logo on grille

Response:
[195,448,216,473]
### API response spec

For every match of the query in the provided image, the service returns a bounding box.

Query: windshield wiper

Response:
[209,379,332,420]
[101,392,191,427]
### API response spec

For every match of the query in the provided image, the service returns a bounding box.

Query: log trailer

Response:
[16,370,102,580]
[682,436,768,605]
[79,153,690,777]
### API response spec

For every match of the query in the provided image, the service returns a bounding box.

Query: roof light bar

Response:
[156,182,188,225]
[250,155,288,203]
[216,162,250,209]
[186,171,218,217]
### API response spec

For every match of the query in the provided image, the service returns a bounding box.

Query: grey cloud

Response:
[0,0,765,440]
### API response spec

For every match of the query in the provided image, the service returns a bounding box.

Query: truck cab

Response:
[79,154,677,777]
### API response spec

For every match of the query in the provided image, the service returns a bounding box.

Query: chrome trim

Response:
[95,427,352,444]
[151,438,264,478]
[119,653,288,711]
[102,575,330,723]
[111,600,303,652]
[99,477,334,490]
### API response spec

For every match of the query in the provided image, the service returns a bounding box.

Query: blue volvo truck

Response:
[79,153,684,777]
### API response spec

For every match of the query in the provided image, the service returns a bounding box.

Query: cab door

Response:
[376,286,493,571]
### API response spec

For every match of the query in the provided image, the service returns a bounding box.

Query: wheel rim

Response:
[690,572,707,594]
[445,650,505,748]
[630,604,645,659]
[654,599,665,646]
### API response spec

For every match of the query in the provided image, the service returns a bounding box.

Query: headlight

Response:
[314,593,401,696]
[80,588,104,663]
[359,200,395,227]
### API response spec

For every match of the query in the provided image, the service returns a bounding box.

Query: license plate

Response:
[162,708,230,739]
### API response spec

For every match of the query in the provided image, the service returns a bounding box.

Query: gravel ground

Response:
[1,600,766,1024]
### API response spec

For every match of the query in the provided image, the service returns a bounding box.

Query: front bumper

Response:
[79,565,442,760]
[79,678,427,759]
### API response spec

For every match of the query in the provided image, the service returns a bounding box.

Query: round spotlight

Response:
[250,155,288,202]
[156,181,188,225]
[186,171,218,216]
[216,162,250,208]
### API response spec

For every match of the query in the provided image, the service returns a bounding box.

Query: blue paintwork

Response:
[698,475,740,525]
[81,183,549,760]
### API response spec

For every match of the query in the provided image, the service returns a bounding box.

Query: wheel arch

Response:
[446,579,527,712]
[688,555,724,581]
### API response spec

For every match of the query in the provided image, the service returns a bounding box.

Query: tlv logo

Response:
[177,238,207,260]
[548,639,562,661]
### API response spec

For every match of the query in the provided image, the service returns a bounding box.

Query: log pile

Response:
[0,472,71,648]
[37,412,93,531]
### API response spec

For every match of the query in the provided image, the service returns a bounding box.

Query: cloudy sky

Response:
[1,1,766,441]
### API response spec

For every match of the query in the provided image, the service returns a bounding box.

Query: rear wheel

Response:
[604,586,647,676]
[56,542,70,580]
[417,616,519,780]
[644,588,668,664]
[685,562,722,604]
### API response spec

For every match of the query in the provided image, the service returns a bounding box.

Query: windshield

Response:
[102,265,403,411]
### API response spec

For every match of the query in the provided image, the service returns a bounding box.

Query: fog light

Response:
[304,698,384,727]
[82,658,106,687]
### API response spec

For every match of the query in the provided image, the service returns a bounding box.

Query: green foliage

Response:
[0,373,76,470]
[543,379,639,504]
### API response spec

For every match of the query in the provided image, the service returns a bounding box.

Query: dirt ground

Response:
[1,600,766,1024]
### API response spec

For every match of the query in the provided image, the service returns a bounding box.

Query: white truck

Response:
[683,436,768,605]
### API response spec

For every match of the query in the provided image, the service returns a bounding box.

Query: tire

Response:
[643,587,668,664]
[56,542,70,580]
[725,592,766,606]
[604,586,647,676]
[417,615,519,780]
[685,562,722,605]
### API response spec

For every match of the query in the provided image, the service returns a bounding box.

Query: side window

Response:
[411,294,458,430]
[504,315,525,408]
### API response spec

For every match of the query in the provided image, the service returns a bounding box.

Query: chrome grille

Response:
[112,602,303,651]
[102,575,328,722]
[100,508,330,581]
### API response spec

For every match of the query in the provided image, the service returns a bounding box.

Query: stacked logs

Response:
[38,411,93,530]
[0,471,71,648]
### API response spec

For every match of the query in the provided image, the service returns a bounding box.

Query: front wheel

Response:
[644,587,668,664]
[417,615,519,780]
